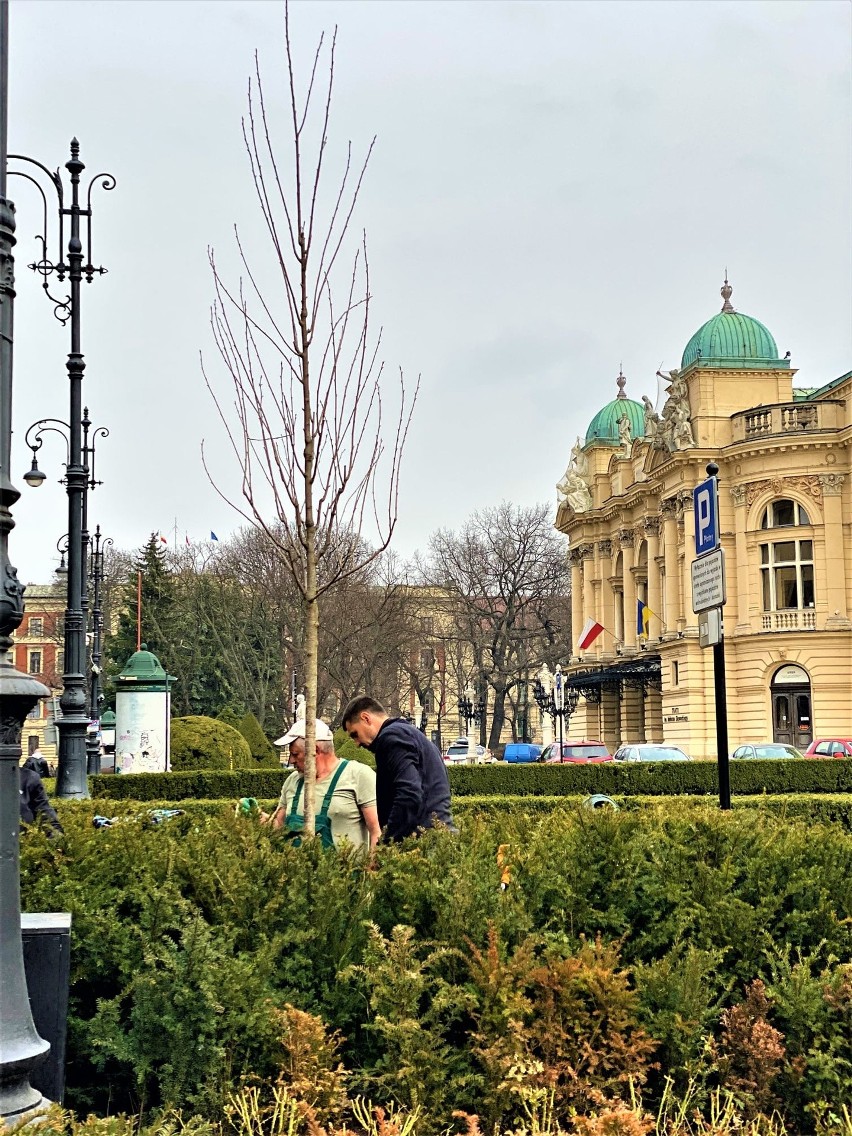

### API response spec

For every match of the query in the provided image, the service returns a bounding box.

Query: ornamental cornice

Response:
[818,473,846,497]
[745,475,823,506]
[618,528,635,548]
[597,538,613,557]
[641,515,661,537]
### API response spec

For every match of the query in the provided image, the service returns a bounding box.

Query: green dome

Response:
[585,372,645,446]
[681,280,788,370]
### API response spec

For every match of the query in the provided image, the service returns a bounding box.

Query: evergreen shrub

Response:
[170,715,253,771]
[18,806,852,1131]
[238,712,278,765]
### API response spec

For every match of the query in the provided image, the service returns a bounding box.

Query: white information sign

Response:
[691,548,726,613]
[115,689,171,774]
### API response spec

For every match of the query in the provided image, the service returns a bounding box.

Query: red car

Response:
[539,741,613,764]
[804,738,852,759]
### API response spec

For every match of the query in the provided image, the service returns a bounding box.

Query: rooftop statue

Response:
[556,435,593,513]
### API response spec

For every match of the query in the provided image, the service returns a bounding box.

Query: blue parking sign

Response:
[693,477,719,556]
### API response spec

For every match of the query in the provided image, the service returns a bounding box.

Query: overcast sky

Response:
[8,0,851,584]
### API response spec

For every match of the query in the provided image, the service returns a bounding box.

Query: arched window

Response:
[761,498,810,529]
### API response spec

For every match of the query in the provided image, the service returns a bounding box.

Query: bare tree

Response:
[203,7,417,834]
[420,502,572,749]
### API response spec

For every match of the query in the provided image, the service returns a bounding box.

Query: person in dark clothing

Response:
[342,695,454,842]
[19,766,63,834]
[25,735,50,778]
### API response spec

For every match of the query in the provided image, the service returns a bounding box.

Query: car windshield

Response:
[555,744,608,757]
[754,745,799,758]
[639,747,686,761]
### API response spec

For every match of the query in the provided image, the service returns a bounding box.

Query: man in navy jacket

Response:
[342,696,454,842]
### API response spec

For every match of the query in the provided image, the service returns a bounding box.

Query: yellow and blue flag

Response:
[637,599,656,637]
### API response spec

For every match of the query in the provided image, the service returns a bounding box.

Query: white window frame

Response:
[760,539,815,612]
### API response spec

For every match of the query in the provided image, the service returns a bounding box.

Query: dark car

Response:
[732,744,803,760]
[613,744,690,763]
[804,738,852,759]
[540,741,613,764]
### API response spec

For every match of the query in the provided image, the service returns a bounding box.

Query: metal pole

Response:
[0,2,52,1118]
[55,139,89,798]
[714,629,731,809]
[87,523,106,773]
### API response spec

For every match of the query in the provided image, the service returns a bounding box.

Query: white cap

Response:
[274,718,334,746]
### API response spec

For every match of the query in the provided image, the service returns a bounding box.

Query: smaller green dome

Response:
[681,279,788,370]
[585,371,645,446]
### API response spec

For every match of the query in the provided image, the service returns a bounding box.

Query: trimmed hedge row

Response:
[83,757,852,802]
[53,792,852,830]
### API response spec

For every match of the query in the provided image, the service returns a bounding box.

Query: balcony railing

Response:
[732,399,844,443]
[761,610,817,632]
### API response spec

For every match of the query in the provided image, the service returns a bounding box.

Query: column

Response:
[621,684,645,743]
[645,686,664,743]
[820,474,849,629]
[620,528,637,651]
[680,492,696,635]
[570,550,583,654]
[579,543,595,657]
[731,484,750,633]
[661,500,678,640]
[597,537,615,660]
[600,686,620,753]
[645,517,662,640]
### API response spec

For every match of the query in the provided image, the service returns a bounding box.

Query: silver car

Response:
[613,744,690,762]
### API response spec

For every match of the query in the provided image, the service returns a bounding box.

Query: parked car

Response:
[613,744,690,763]
[443,742,492,765]
[804,738,852,759]
[504,743,542,763]
[732,743,803,760]
[540,741,613,764]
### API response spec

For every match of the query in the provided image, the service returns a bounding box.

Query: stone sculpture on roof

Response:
[649,366,696,452]
[556,435,593,513]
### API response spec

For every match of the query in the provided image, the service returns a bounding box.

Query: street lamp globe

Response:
[23,456,46,487]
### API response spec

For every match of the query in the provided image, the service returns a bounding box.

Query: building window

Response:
[672,661,679,686]
[761,499,810,529]
[55,650,64,675]
[760,540,815,611]
[27,701,42,719]
[28,650,43,674]
[28,617,43,636]
[419,617,433,634]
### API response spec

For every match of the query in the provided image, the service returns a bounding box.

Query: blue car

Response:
[504,743,542,763]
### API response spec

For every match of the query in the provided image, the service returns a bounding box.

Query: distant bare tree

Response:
[420,502,572,748]
[203,7,417,834]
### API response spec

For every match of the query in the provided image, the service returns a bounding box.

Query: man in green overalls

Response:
[263,718,381,851]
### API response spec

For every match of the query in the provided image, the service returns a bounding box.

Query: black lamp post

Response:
[22,409,108,792]
[458,682,485,756]
[533,663,579,761]
[10,132,114,798]
[0,3,52,1119]
[87,524,112,773]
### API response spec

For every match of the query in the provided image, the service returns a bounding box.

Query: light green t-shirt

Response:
[277,760,377,849]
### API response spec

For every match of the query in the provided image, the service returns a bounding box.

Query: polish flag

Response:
[577,618,605,651]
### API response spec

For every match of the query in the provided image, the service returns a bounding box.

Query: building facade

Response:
[556,280,851,758]
[11,582,65,763]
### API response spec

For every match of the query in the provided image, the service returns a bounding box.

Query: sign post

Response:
[692,462,730,810]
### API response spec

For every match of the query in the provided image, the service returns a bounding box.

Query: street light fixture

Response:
[458,682,486,760]
[22,411,109,791]
[533,663,579,761]
[9,139,114,800]
[87,524,113,774]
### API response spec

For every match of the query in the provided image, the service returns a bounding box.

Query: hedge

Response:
[52,792,852,831]
[84,757,852,802]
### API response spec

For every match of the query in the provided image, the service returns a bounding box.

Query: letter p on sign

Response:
[693,477,719,557]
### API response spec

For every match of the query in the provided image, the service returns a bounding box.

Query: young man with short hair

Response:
[341,696,454,842]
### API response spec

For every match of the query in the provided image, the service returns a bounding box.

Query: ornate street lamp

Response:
[87,524,113,773]
[458,682,486,761]
[533,663,579,761]
[0,3,52,1119]
[22,409,109,792]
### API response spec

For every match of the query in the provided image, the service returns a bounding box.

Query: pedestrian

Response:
[23,735,50,778]
[261,718,380,851]
[19,765,63,835]
[341,695,454,842]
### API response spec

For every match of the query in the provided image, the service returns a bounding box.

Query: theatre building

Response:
[555,280,851,759]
